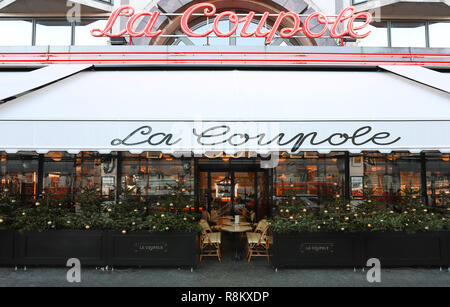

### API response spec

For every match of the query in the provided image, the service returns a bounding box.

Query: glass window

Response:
[391,22,426,48]
[121,153,194,205]
[426,153,450,206]
[36,20,72,46]
[75,152,104,190]
[353,21,388,47]
[0,153,39,201]
[235,20,268,46]
[173,18,290,46]
[363,153,421,201]
[43,152,76,199]
[75,19,109,45]
[0,19,33,46]
[429,22,450,48]
[274,153,346,207]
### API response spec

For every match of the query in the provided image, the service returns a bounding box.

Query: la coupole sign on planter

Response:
[91,3,372,44]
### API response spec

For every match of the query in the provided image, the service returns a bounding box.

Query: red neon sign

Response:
[91,3,372,45]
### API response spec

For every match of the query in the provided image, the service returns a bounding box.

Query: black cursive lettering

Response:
[111,124,401,151]
[111,126,181,146]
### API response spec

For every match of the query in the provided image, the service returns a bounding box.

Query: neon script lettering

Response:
[92,3,372,44]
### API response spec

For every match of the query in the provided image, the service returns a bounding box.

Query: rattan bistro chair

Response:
[253,219,269,233]
[246,223,270,262]
[199,219,222,262]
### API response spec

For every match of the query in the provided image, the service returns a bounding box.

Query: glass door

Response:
[198,169,269,221]
[234,172,256,219]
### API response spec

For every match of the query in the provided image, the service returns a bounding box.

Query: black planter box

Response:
[14,230,107,266]
[363,232,447,267]
[0,230,14,265]
[445,232,450,267]
[107,231,199,268]
[271,233,364,268]
[272,231,450,268]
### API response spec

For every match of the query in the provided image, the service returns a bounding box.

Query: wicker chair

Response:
[199,219,222,262]
[253,219,269,232]
[246,223,270,262]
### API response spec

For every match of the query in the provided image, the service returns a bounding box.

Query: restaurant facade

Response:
[0,0,449,268]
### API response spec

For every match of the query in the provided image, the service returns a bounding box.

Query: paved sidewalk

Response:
[0,258,449,287]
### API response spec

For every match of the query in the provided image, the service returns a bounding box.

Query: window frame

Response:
[0,16,109,46]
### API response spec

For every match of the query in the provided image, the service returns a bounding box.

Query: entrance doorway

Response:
[197,159,271,222]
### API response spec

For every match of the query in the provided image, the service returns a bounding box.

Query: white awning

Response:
[0,69,449,154]
[0,64,92,102]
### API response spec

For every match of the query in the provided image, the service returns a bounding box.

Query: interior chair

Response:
[249,211,256,225]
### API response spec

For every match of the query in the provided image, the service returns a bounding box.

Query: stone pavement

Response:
[0,257,449,287]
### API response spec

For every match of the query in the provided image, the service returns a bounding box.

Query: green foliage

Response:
[146,212,201,233]
[2,185,200,233]
[12,198,74,232]
[270,192,449,234]
[157,179,194,211]
[0,185,20,230]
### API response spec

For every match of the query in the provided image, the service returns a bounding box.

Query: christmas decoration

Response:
[2,185,200,233]
[270,188,449,234]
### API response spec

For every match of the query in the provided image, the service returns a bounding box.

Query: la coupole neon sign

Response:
[91,2,372,45]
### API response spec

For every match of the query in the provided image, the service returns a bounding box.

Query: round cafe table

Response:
[221,224,252,261]
[223,221,251,226]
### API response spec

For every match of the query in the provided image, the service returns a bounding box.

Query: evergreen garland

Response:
[269,188,449,234]
[2,185,200,233]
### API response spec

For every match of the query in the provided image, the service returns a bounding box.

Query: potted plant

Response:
[269,190,449,268]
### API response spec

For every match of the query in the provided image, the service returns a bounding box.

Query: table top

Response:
[223,221,251,226]
[221,224,253,233]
